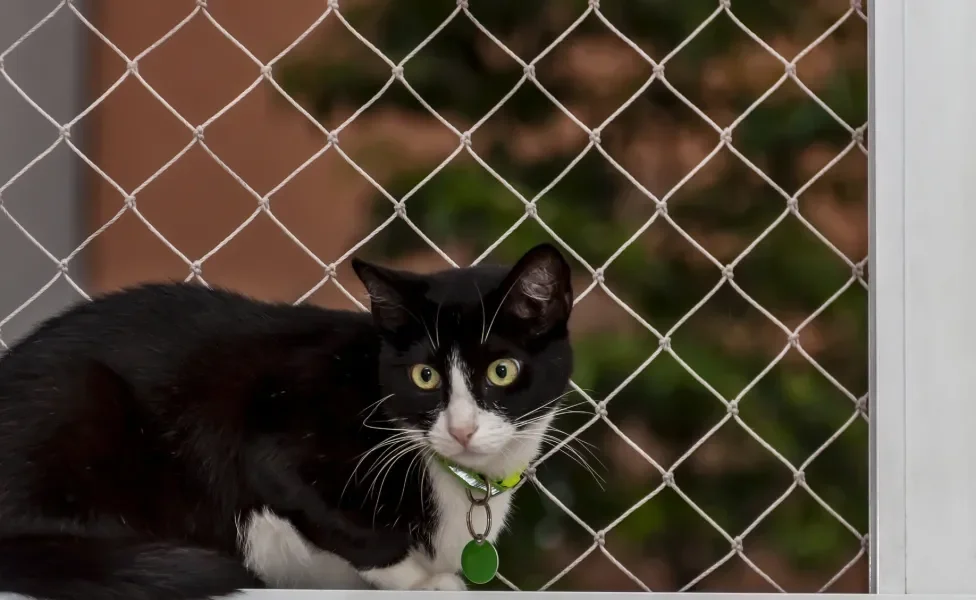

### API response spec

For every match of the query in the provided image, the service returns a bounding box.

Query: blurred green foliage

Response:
[281,0,867,592]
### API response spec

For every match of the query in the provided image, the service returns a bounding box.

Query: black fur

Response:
[0,244,573,599]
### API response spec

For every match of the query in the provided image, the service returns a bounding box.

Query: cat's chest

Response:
[423,467,513,573]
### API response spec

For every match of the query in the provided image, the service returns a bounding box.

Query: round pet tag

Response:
[461,538,499,585]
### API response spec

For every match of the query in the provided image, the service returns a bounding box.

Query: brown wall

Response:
[87,0,377,307]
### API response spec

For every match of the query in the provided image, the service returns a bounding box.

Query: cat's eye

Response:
[486,358,520,387]
[409,364,441,390]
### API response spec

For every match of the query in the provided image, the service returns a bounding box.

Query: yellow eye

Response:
[410,364,441,390]
[487,358,519,387]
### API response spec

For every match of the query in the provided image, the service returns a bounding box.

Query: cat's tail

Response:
[0,532,263,600]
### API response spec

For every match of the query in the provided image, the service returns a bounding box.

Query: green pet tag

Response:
[461,538,499,585]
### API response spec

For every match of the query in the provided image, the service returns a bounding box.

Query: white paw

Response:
[411,572,468,591]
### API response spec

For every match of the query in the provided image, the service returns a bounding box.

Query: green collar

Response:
[437,456,524,497]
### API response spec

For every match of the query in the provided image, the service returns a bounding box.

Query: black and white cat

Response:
[0,243,575,599]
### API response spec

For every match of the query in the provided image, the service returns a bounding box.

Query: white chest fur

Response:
[420,462,513,575]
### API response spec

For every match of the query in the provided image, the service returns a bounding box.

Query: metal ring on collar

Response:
[466,498,492,542]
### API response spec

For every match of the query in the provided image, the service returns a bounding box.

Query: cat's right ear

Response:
[351,258,411,330]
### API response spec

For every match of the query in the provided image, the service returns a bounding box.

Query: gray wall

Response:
[0,0,87,348]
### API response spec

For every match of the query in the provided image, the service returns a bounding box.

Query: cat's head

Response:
[352,244,574,480]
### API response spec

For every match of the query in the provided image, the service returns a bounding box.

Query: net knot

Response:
[260,65,272,78]
[662,471,675,486]
[327,132,339,145]
[656,201,668,215]
[461,131,472,147]
[393,200,406,217]
[787,197,798,212]
[595,402,608,417]
[720,0,732,8]
[592,268,605,283]
[324,263,337,278]
[59,126,71,140]
[720,128,733,144]
[658,336,671,351]
[194,126,205,141]
[722,265,734,280]
[392,65,404,79]
[785,63,797,76]
[652,63,665,77]
[588,129,601,145]
[523,64,536,80]
[196,0,208,6]
[125,195,136,208]
[190,261,203,276]
[727,400,739,416]
[788,333,800,347]
[524,203,538,217]
[456,0,469,8]
[328,0,339,7]
[126,60,139,75]
[258,196,270,210]
[794,470,806,484]
[58,259,69,273]
[588,0,600,9]
[732,537,744,552]
[593,530,606,546]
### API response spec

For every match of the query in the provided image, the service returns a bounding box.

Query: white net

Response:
[0,0,868,593]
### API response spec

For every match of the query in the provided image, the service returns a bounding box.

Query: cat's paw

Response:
[411,572,467,591]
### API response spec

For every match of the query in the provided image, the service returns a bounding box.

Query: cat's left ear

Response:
[499,243,574,335]
[351,258,413,330]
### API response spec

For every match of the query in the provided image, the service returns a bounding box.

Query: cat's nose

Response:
[449,424,478,447]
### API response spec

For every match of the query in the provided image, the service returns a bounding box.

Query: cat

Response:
[0,242,575,599]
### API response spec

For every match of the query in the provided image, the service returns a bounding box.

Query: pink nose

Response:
[449,424,478,447]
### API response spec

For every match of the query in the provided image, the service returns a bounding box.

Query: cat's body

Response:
[0,244,574,599]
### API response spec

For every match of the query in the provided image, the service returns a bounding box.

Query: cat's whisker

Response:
[527,430,604,469]
[359,393,395,415]
[517,406,595,428]
[419,447,434,511]
[523,409,597,426]
[474,281,486,345]
[531,434,606,488]
[397,447,426,511]
[395,299,437,353]
[368,438,426,520]
[361,435,418,481]
[341,431,416,501]
[434,300,443,350]
[351,431,413,463]
[355,437,417,495]
[539,431,604,465]
[532,426,601,454]
[516,401,588,426]
[363,441,414,507]
[360,393,395,422]
[484,278,519,343]
[515,390,586,423]
[362,422,415,433]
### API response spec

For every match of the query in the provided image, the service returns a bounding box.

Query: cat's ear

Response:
[351,258,412,330]
[499,243,573,335]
